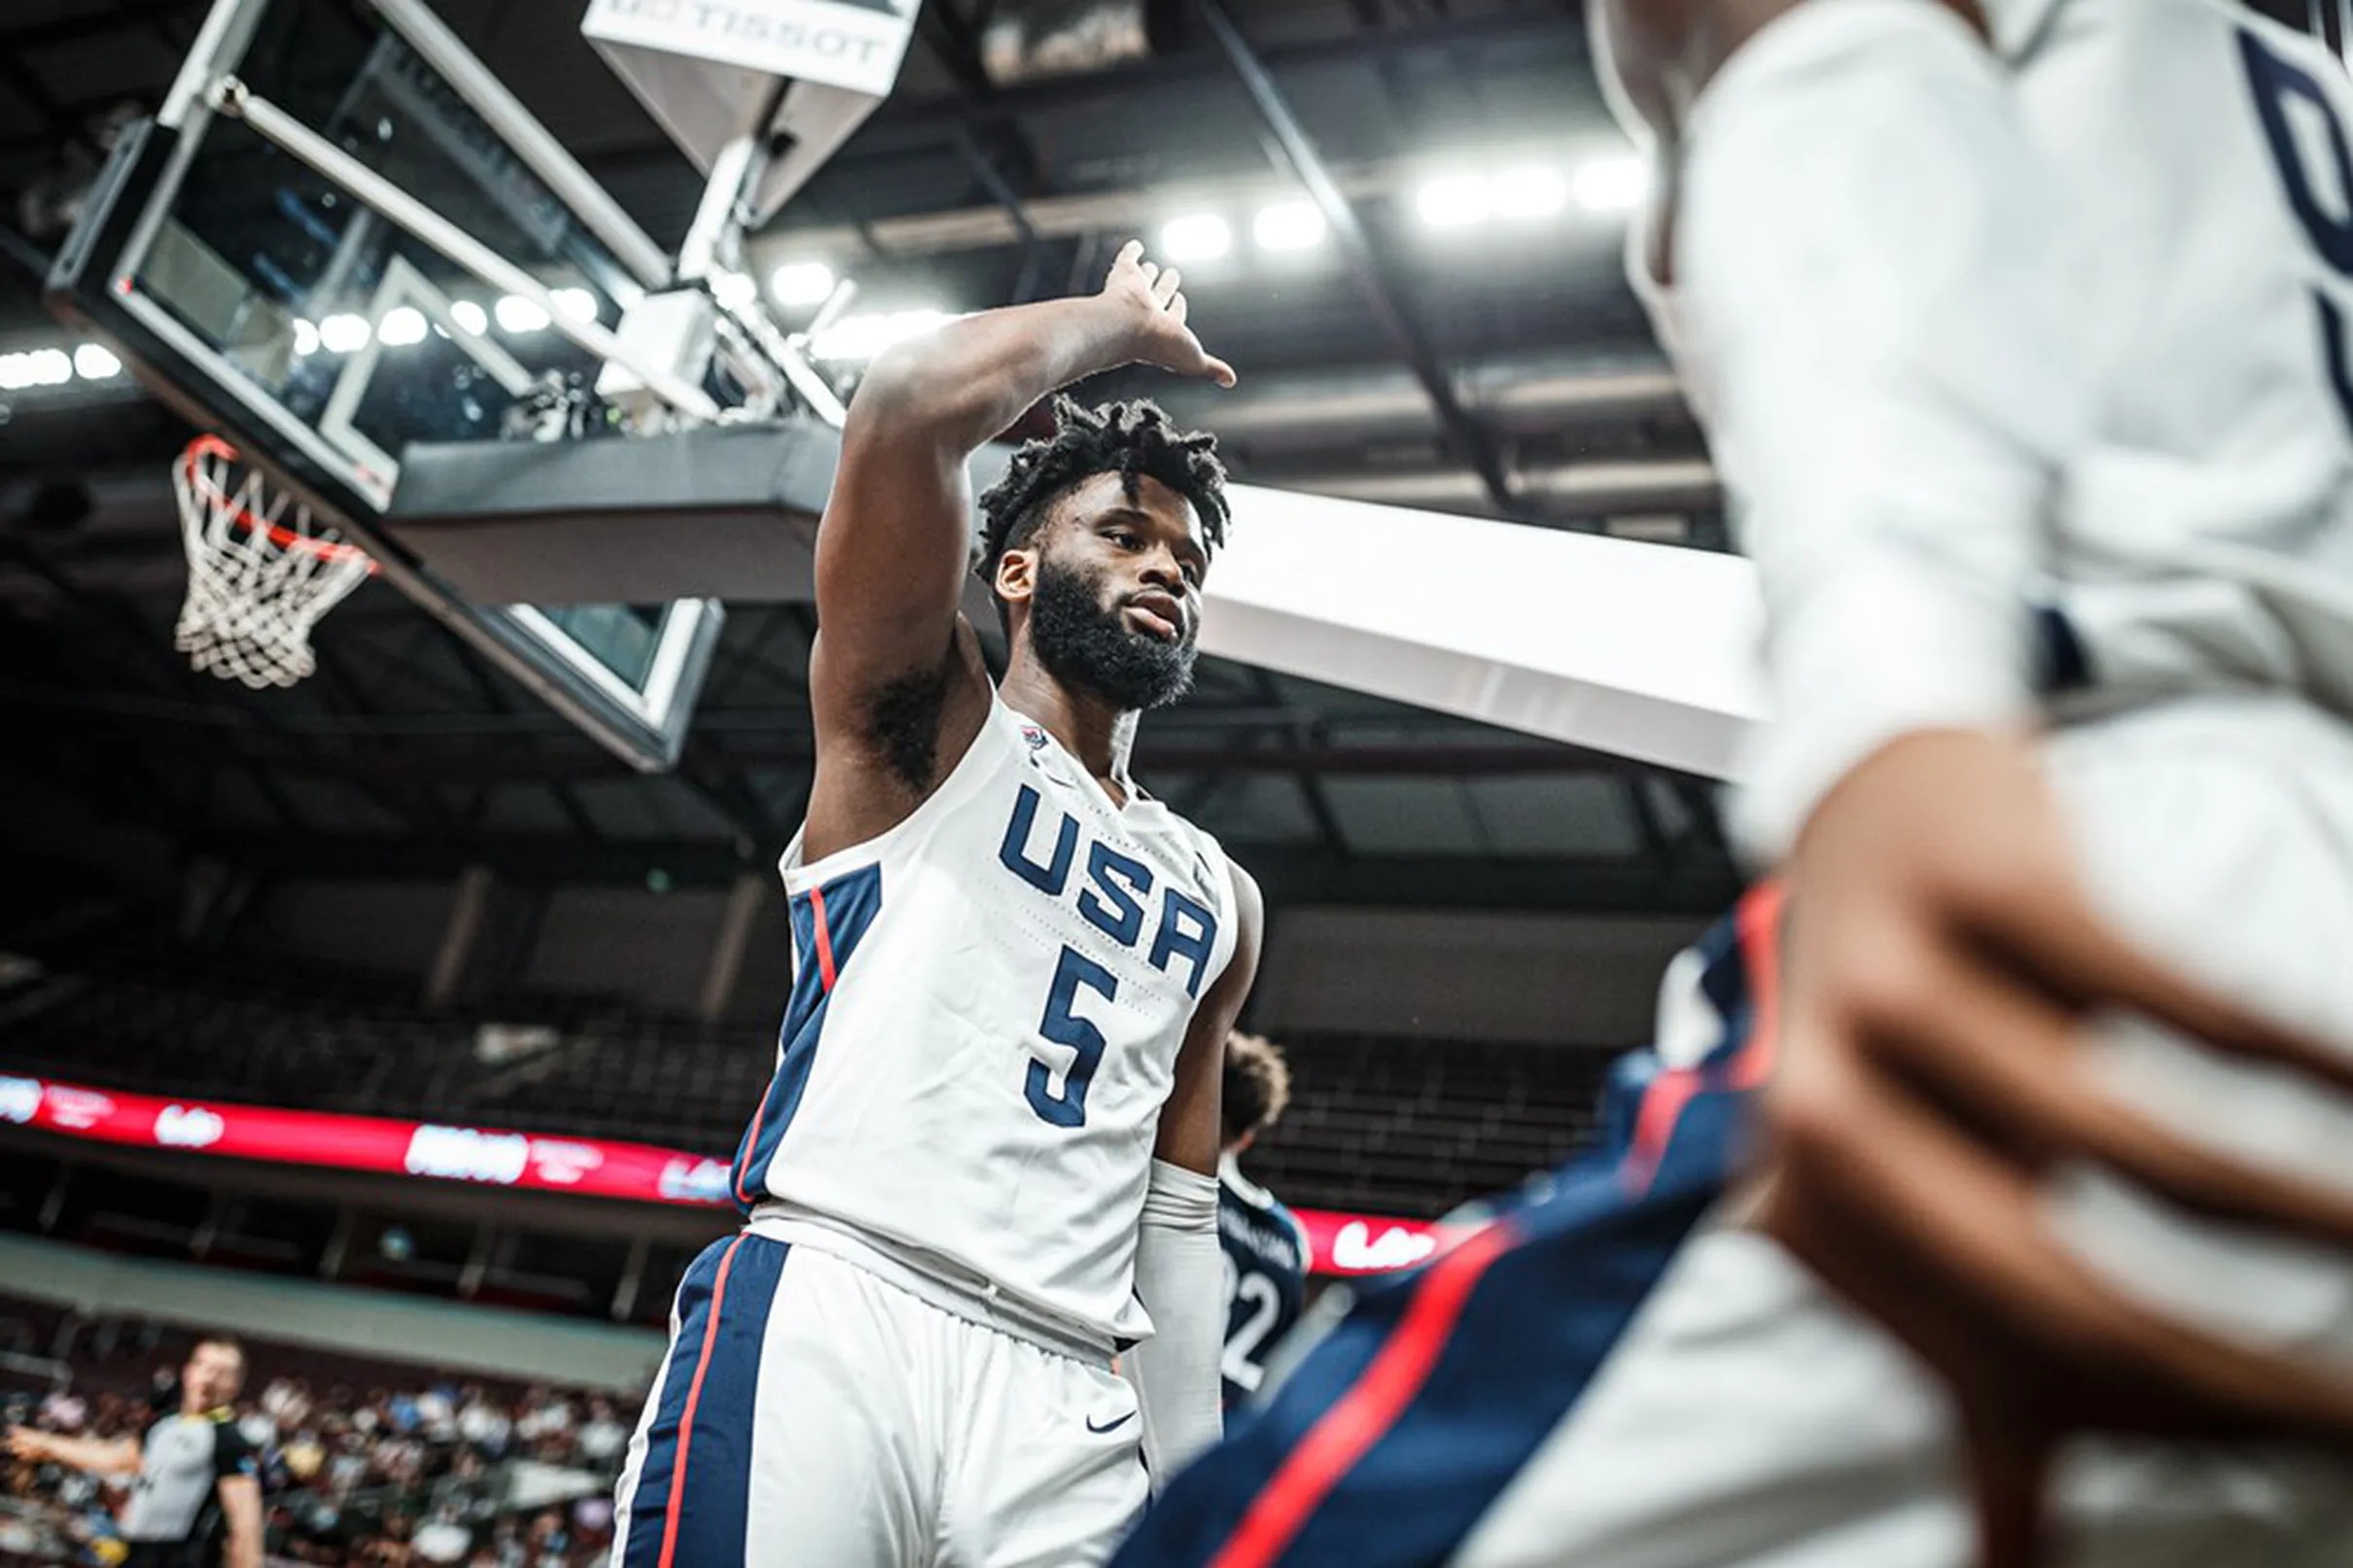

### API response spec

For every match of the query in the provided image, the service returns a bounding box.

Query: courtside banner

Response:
[582,0,919,100]
[0,1073,1452,1275]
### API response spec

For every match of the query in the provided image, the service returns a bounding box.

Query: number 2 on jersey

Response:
[2242,29,2353,436]
[1222,1255,1283,1394]
[1028,945,1113,1127]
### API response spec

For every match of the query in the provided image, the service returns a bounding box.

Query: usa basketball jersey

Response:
[729,693,1240,1355]
[1646,0,2353,856]
[1215,1156,1308,1406]
[2000,0,2353,713]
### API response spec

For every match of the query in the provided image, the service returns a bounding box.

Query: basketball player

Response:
[611,242,1262,1568]
[1117,2,2353,1564]
[1216,1032,1311,1409]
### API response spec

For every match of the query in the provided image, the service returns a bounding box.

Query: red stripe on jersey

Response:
[657,1234,744,1568]
[1732,881,1786,1089]
[1621,1069,1702,1197]
[808,884,839,993]
[1208,1222,1515,1568]
[1622,881,1787,1194]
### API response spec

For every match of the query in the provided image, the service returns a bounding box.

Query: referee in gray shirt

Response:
[9,1336,263,1568]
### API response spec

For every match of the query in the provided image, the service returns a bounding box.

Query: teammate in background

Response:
[8,1337,263,1568]
[611,242,1262,1568]
[1122,2,2353,1565]
[1216,1032,1310,1409]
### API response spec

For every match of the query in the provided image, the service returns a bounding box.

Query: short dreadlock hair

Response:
[975,396,1231,617]
[1221,1031,1292,1146]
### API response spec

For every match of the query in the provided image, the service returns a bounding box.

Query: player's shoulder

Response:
[1273,1199,1311,1262]
[1219,1158,1276,1211]
[1220,1165,1307,1251]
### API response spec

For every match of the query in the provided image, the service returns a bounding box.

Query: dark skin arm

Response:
[1153,867,1264,1176]
[803,242,1234,862]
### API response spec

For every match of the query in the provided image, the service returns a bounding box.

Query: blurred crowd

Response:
[0,1313,641,1567]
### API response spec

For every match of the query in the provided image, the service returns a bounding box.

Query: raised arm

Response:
[805,243,1234,855]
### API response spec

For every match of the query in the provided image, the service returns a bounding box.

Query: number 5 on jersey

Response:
[1029,946,1113,1127]
[2244,29,2353,436]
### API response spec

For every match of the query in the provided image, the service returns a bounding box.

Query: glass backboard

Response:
[46,0,722,771]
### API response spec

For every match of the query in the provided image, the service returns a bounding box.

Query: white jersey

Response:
[730,693,1239,1356]
[1651,0,2353,855]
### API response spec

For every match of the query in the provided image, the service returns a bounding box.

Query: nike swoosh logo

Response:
[1085,1411,1138,1435]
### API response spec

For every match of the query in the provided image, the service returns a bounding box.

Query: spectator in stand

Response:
[574,1398,626,1469]
[456,1385,510,1459]
[511,1386,572,1459]
[413,1502,474,1565]
[5,1336,263,1568]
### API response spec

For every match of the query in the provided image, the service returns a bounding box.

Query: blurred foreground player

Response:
[1120,1,2353,1564]
[610,243,1262,1568]
[8,1337,262,1568]
[1216,1032,1311,1408]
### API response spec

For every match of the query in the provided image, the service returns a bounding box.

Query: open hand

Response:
[1756,727,2353,1567]
[1101,239,1236,389]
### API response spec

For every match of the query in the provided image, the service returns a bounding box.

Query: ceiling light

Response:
[292,320,320,357]
[809,308,954,363]
[0,348,73,391]
[1415,172,1493,230]
[1572,154,1649,213]
[318,313,371,353]
[550,287,597,322]
[1252,199,1327,253]
[1158,213,1234,263]
[771,260,836,307]
[73,343,122,379]
[448,300,488,335]
[495,295,550,333]
[376,306,428,347]
[1491,165,1569,220]
[710,271,756,310]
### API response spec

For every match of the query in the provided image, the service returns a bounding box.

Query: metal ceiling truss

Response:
[1193,0,1521,517]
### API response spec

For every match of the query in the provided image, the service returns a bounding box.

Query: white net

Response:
[172,435,374,688]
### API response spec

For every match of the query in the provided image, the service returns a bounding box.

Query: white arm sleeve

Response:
[1122,1159,1223,1487]
[1671,0,2090,860]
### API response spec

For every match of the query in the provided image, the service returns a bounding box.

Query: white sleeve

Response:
[1672,0,2090,860]
[1122,1159,1223,1487]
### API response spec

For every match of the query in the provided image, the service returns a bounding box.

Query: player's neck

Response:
[1000,657,1140,799]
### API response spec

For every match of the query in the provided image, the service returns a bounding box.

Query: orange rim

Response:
[179,435,377,572]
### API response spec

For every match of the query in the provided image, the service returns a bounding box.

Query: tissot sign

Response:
[582,0,919,99]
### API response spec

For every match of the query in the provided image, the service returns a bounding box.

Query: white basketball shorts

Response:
[612,1234,1150,1568]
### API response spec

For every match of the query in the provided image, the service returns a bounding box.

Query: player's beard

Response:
[1028,553,1198,712]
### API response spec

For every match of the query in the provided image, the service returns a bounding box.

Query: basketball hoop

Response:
[171,434,375,688]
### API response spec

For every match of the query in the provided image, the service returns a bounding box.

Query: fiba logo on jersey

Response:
[1020,723,1049,751]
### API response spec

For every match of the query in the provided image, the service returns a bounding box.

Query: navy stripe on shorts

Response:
[620,1233,790,1568]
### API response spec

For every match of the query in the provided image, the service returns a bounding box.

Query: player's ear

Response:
[995,545,1037,609]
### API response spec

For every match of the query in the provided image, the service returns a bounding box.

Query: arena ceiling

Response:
[0,0,1886,925]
